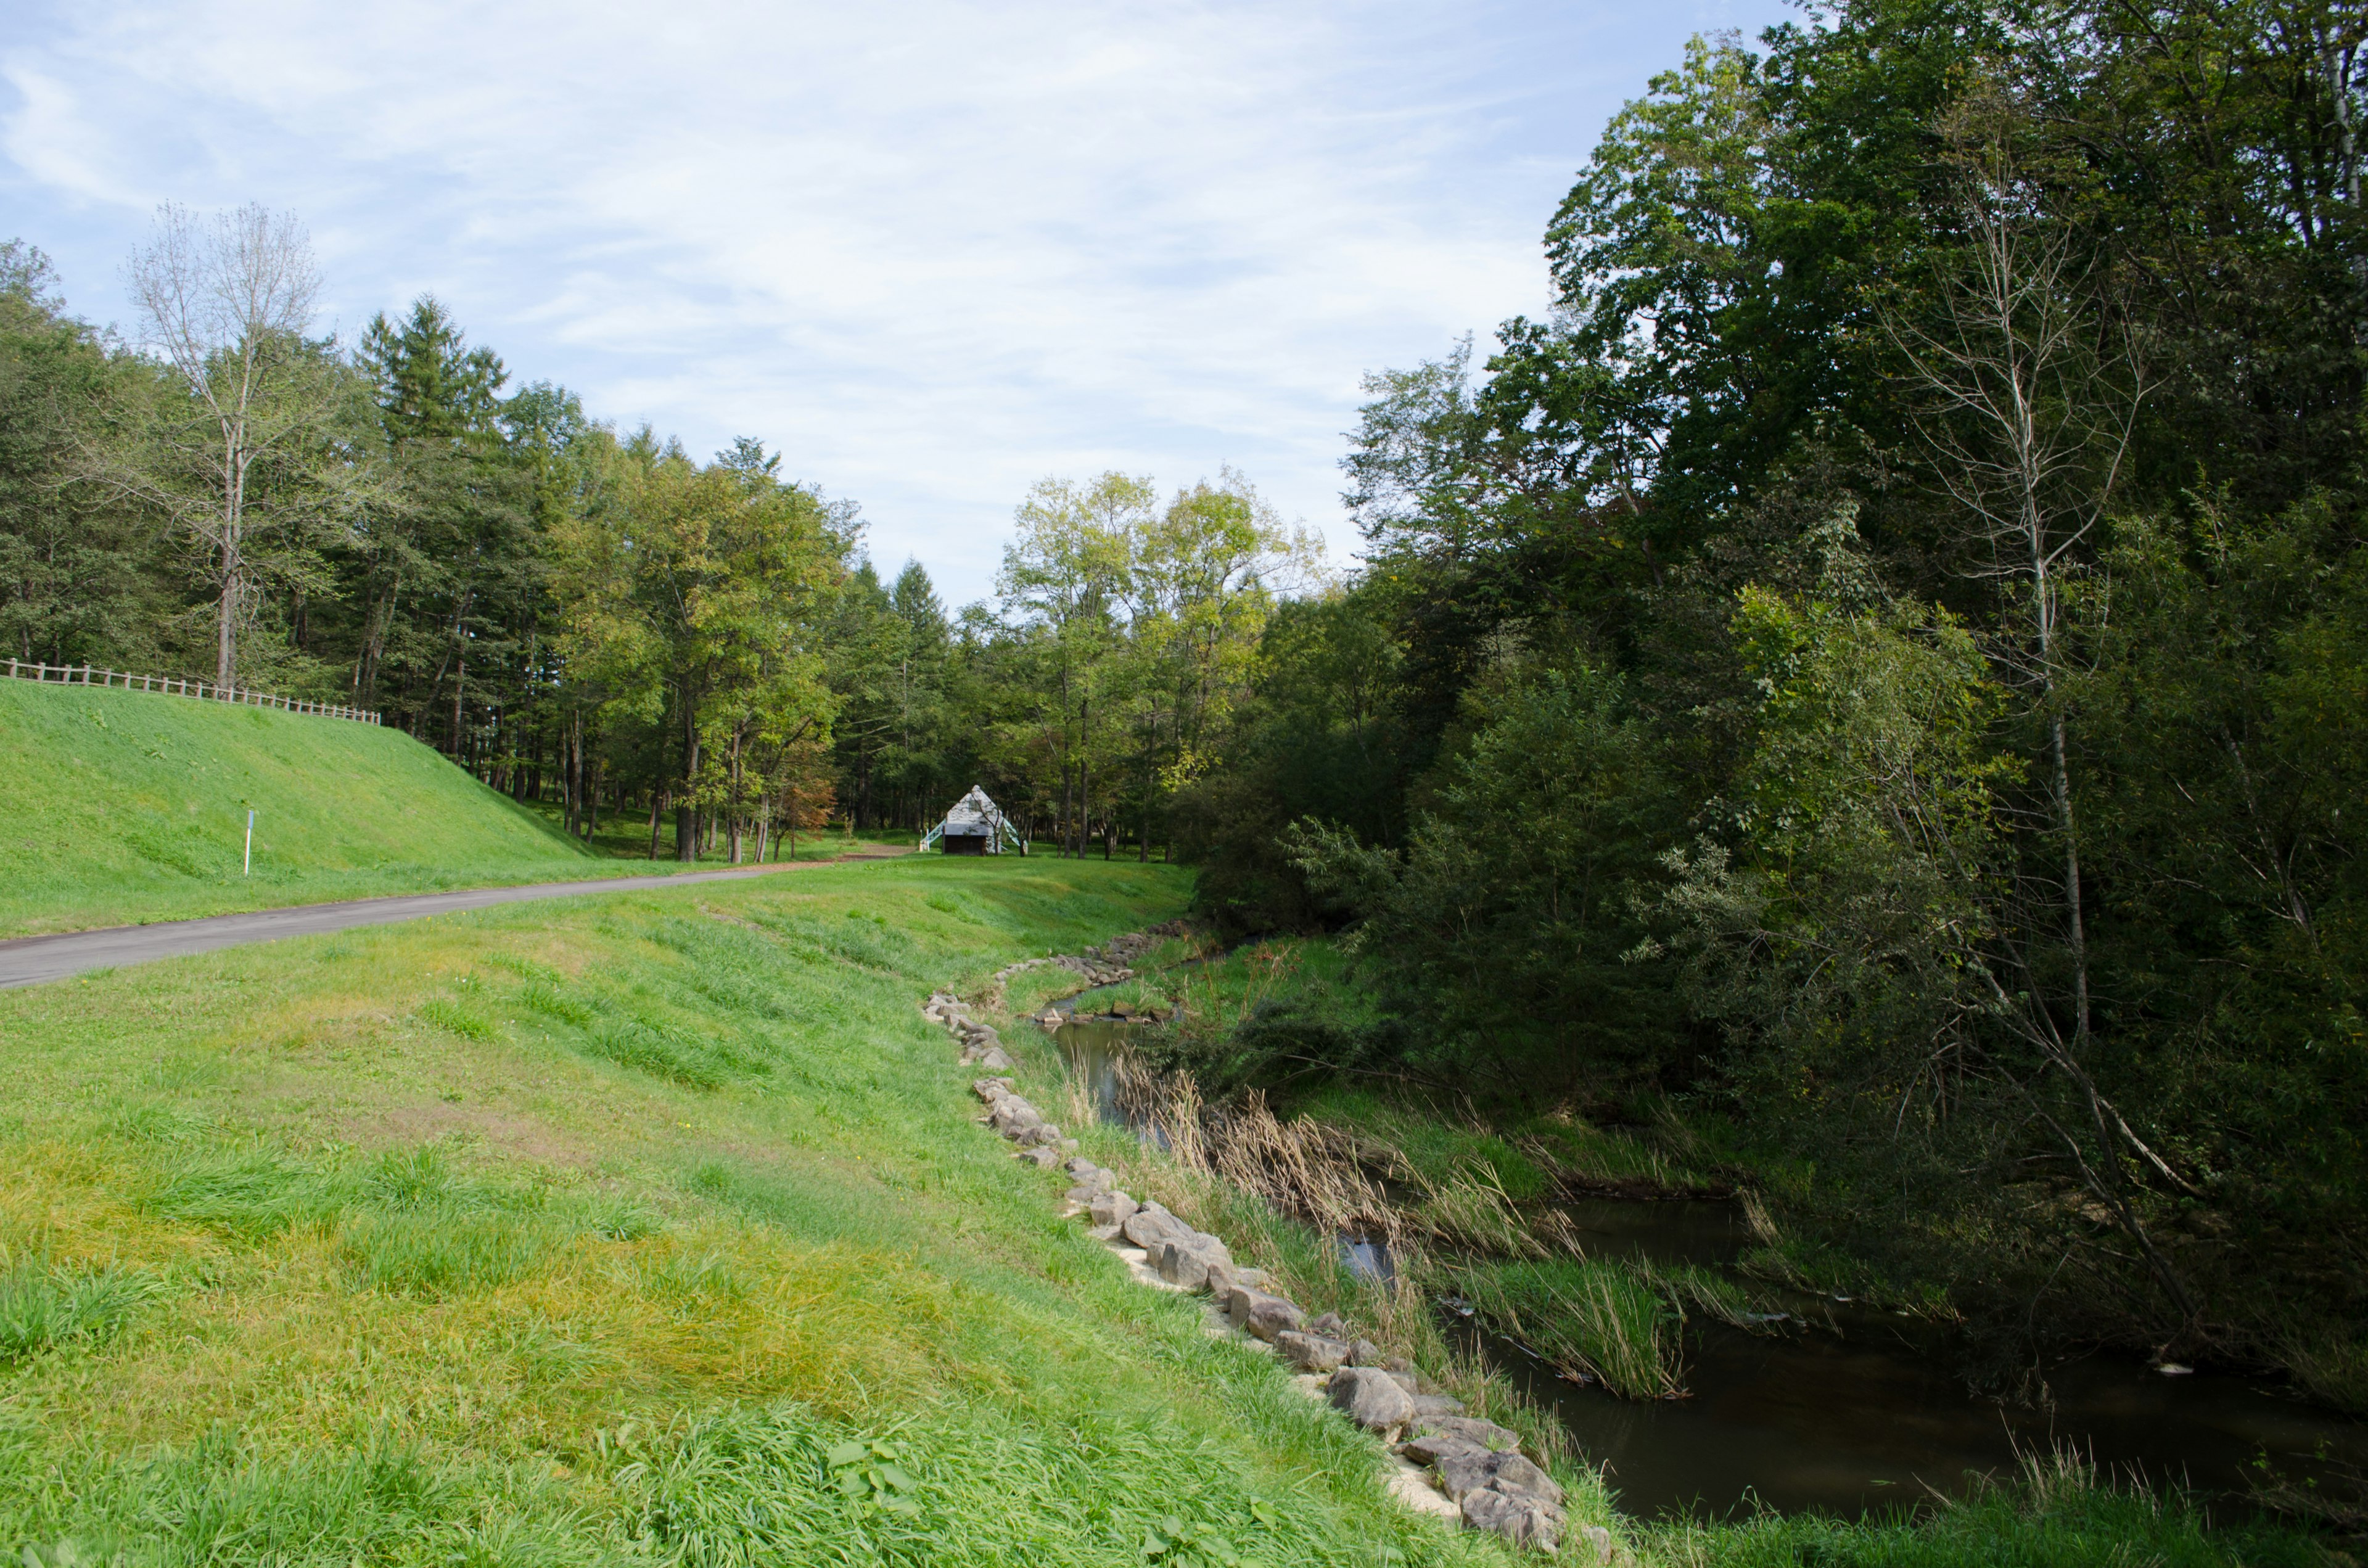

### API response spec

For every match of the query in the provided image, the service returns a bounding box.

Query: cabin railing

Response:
[3,660,380,724]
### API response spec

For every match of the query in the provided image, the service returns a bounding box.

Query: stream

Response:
[1049,1012,2367,1521]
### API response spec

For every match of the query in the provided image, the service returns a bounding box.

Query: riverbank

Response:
[1027,931,2362,1549]
[0,857,1544,1564]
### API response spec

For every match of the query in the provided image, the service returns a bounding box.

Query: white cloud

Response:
[1,0,1790,601]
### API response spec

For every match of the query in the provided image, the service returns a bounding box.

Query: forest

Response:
[5,0,2364,1408]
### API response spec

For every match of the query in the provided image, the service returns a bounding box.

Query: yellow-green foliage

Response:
[0,679,628,936]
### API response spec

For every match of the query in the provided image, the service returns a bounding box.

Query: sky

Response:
[2,0,1793,605]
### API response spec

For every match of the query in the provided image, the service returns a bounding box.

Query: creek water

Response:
[1047,1013,2367,1522]
[1470,1196,2368,1520]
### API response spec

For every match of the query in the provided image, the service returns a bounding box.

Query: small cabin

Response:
[922,786,1025,855]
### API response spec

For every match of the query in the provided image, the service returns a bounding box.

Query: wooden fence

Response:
[3,660,380,724]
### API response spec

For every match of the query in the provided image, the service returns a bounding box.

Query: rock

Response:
[1274,1331,1351,1372]
[1063,1157,1101,1177]
[1018,1123,1064,1147]
[1224,1286,1305,1343]
[1204,1259,1264,1298]
[1088,1191,1139,1228]
[1111,1000,1137,1019]
[1433,1448,1564,1509]
[1120,1205,1192,1252]
[1327,1365,1416,1432]
[1461,1487,1562,1553]
[972,1077,1015,1100]
[1061,1138,1078,1152]
[990,1098,1045,1135]
[1410,1392,1467,1419]
[1381,1354,1415,1376]
[1016,1146,1060,1168]
[1309,1311,1346,1337]
[1577,1524,1616,1564]
[1384,1369,1419,1395]
[1347,1339,1384,1366]
[1157,1233,1233,1290]
[1065,1184,1104,1204]
[977,1046,1015,1070]
[1410,1415,1522,1455]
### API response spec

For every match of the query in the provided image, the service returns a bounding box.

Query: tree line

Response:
[1166,0,2368,1398]
[0,211,1305,865]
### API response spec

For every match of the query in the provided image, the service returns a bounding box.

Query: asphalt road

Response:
[0,850,908,991]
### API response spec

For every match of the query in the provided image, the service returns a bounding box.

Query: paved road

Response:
[0,850,909,991]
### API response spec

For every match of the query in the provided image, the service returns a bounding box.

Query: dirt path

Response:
[0,848,911,991]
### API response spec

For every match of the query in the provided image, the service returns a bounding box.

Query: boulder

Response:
[1347,1339,1385,1367]
[1274,1331,1350,1373]
[1309,1311,1346,1338]
[1016,1146,1061,1169]
[1462,1487,1562,1553]
[1157,1233,1233,1290]
[1431,1448,1564,1509]
[1120,1205,1193,1252]
[1063,1157,1101,1178]
[1224,1286,1305,1342]
[1577,1524,1617,1564]
[1326,1365,1416,1432]
[1088,1191,1139,1228]
[1408,1415,1521,1456]
[990,1098,1045,1135]
[1410,1393,1466,1419]
[1203,1259,1264,1299]
[972,1077,1015,1101]
[1018,1122,1064,1148]
[976,1046,1014,1070]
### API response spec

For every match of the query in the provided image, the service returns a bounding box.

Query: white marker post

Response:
[244,809,255,876]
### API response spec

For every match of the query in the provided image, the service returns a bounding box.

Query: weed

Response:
[0,1261,157,1362]
[418,996,500,1042]
[1457,1257,1679,1399]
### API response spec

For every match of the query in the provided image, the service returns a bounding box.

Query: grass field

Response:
[0,680,654,937]
[0,742,2332,1568]
[0,852,1576,1566]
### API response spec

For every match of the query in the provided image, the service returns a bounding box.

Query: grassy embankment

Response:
[0,679,894,939]
[1053,934,2336,1564]
[0,850,1598,1566]
[1066,934,1878,1401]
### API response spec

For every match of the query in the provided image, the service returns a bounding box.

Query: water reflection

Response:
[1054,1016,1128,1125]
[1471,1311,2366,1521]
[1338,1235,1395,1283]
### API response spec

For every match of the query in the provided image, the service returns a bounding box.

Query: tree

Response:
[997,473,1147,855]
[551,434,844,861]
[0,242,161,667]
[111,204,366,685]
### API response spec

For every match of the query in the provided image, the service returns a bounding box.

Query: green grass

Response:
[0,679,642,935]
[0,826,2325,1566]
[1646,1451,2327,1567]
[0,853,1553,1566]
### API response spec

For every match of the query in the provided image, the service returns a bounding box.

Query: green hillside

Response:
[0,679,629,937]
[0,834,2305,1564]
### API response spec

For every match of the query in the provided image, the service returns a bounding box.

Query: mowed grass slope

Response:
[0,853,1534,1567]
[0,680,642,937]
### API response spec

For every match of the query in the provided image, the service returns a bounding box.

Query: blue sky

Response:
[2,0,1792,604]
